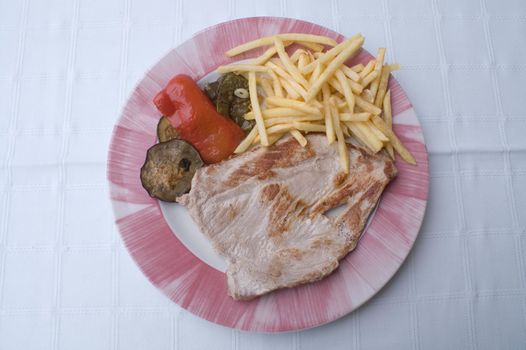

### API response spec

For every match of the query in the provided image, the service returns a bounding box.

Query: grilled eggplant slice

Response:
[140,140,203,202]
[157,116,180,143]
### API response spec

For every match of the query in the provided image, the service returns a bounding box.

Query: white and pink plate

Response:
[107,17,429,332]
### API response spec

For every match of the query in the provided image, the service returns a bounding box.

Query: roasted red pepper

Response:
[154,74,245,164]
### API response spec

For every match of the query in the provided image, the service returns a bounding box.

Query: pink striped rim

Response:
[107,17,429,332]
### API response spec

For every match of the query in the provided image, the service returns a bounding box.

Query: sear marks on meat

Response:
[178,134,397,300]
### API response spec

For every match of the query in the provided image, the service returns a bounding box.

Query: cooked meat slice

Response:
[178,134,396,300]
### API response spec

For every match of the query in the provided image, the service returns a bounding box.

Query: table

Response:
[1,0,525,349]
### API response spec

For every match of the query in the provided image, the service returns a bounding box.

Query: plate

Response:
[107,17,429,332]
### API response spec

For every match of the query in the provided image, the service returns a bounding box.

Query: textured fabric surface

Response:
[0,0,525,349]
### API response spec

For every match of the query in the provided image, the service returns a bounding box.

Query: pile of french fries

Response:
[217,33,416,173]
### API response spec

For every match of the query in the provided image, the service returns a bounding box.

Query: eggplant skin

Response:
[157,116,180,143]
[140,140,204,202]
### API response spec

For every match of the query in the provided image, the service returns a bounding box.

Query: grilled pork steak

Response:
[178,134,397,300]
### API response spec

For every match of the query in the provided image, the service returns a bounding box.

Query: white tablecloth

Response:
[1,0,525,349]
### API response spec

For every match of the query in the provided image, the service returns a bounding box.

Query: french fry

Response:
[341,65,361,82]
[382,90,395,158]
[290,129,308,146]
[266,123,294,134]
[269,70,283,98]
[216,64,269,74]
[361,70,379,88]
[251,41,290,65]
[264,115,323,126]
[309,61,322,86]
[245,107,313,120]
[274,37,310,89]
[311,100,324,109]
[301,35,361,74]
[359,60,376,79]
[226,34,337,57]
[355,95,382,115]
[269,133,286,145]
[329,76,362,95]
[328,78,344,95]
[361,89,374,103]
[374,63,400,107]
[260,78,274,97]
[346,122,382,153]
[253,132,286,145]
[293,122,326,133]
[341,122,350,137]
[248,71,268,146]
[322,84,335,144]
[339,112,371,121]
[369,48,385,101]
[351,63,365,72]
[330,101,349,173]
[366,121,389,142]
[266,61,308,98]
[266,61,293,81]
[279,77,301,99]
[305,36,365,101]
[266,96,321,114]
[335,69,355,112]
[371,115,416,164]
[297,41,324,52]
[332,94,346,106]
[290,49,306,63]
[355,122,383,152]
[298,53,309,71]
[277,33,337,46]
[235,126,258,153]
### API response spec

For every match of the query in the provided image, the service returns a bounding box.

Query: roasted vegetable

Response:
[140,139,204,202]
[204,73,255,132]
[203,81,220,104]
[157,116,180,143]
[153,74,245,164]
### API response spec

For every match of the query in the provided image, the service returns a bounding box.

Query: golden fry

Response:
[322,84,335,144]
[279,77,301,99]
[301,35,361,74]
[235,126,258,153]
[351,63,365,72]
[305,36,365,101]
[368,48,386,102]
[226,34,336,57]
[274,37,310,89]
[330,101,349,173]
[361,70,379,88]
[248,71,268,146]
[336,69,355,112]
[290,129,308,146]
[355,95,382,115]
[264,115,323,126]
[216,64,269,74]
[269,70,283,98]
[339,112,371,121]
[266,96,321,114]
[341,65,361,82]
[346,122,383,153]
[297,41,324,52]
[359,60,376,78]
[371,115,416,164]
[382,90,395,158]
[293,122,326,132]
[374,63,400,107]
[260,78,274,97]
